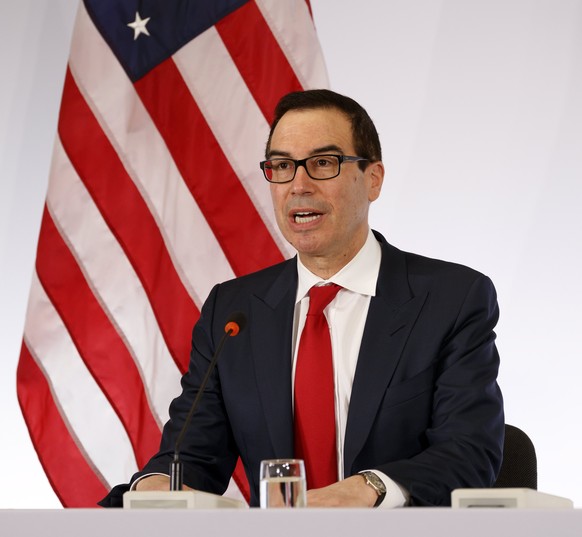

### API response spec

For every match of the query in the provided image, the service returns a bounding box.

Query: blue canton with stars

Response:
[84,0,249,82]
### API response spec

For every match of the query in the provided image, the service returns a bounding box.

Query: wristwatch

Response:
[359,471,386,507]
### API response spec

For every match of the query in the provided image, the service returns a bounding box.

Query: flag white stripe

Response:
[69,3,236,307]
[174,27,294,259]
[46,137,181,425]
[256,0,329,90]
[24,270,138,487]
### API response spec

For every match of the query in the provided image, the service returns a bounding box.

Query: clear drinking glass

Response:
[259,459,307,508]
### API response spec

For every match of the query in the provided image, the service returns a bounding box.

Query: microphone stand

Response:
[170,313,245,491]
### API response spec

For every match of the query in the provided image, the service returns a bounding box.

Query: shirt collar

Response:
[296,228,382,303]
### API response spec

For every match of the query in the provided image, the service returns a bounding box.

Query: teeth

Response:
[294,212,321,224]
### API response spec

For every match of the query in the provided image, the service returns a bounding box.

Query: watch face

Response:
[362,472,386,495]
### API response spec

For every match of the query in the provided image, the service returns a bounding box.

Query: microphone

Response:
[170,311,247,491]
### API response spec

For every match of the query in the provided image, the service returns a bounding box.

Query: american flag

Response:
[17,0,328,507]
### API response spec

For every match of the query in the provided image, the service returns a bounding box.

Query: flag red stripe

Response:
[59,68,197,372]
[17,342,109,507]
[36,206,161,468]
[134,58,285,277]
[216,1,304,125]
[233,458,250,502]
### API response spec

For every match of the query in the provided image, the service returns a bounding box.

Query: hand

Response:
[134,474,193,492]
[306,475,378,508]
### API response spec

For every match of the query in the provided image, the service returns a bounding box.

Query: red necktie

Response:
[294,283,341,490]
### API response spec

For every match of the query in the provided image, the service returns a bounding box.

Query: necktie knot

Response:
[307,284,341,316]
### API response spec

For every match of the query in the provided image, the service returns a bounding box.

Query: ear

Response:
[367,161,384,202]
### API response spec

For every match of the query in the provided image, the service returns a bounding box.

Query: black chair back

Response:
[493,424,537,489]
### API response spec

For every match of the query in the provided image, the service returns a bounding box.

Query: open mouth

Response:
[293,211,322,224]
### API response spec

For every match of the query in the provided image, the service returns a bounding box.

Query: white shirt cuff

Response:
[365,470,409,509]
[130,472,169,491]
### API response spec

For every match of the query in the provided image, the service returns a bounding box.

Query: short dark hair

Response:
[265,89,382,170]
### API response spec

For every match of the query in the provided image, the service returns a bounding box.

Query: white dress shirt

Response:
[293,229,408,508]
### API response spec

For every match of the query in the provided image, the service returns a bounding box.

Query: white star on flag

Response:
[127,12,151,40]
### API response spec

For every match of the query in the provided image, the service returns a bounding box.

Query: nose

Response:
[290,163,313,193]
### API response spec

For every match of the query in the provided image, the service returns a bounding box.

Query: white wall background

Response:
[1,0,580,508]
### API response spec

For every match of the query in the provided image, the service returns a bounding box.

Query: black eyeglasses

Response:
[259,154,368,183]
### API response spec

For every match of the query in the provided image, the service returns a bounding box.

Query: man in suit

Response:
[101,89,503,508]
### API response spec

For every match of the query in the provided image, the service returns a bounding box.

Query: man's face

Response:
[268,107,383,276]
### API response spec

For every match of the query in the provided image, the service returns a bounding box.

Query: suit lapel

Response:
[344,234,427,474]
[250,260,297,458]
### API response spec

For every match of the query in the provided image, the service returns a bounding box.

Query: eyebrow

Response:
[267,144,344,159]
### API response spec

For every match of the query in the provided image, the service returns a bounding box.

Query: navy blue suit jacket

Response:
[101,231,504,507]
